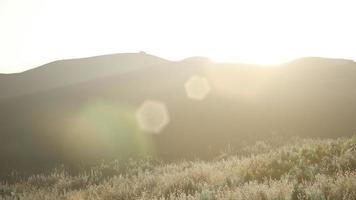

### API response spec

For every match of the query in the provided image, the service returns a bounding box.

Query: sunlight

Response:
[1,0,356,72]
[2,1,356,198]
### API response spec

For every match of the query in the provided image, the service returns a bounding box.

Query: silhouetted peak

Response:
[22,52,168,74]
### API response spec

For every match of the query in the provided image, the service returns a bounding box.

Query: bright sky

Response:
[0,0,355,73]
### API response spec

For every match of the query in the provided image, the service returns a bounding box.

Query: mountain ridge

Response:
[0,52,169,99]
[1,53,356,169]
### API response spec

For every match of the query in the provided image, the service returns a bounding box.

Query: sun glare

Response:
[0,0,356,72]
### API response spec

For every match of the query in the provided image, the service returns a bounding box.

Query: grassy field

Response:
[1,136,356,200]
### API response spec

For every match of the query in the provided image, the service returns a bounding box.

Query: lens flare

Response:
[185,75,211,100]
[136,100,170,134]
[63,100,153,160]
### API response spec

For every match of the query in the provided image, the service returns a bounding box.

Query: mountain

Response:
[0,52,168,99]
[1,54,356,171]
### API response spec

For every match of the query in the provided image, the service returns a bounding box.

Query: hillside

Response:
[1,136,355,200]
[1,55,356,169]
[0,52,168,99]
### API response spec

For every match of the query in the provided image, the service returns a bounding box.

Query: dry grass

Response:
[1,136,356,200]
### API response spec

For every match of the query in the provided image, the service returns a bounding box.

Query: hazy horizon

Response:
[1,0,356,73]
[2,52,356,74]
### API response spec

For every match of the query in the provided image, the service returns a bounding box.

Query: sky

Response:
[0,0,355,73]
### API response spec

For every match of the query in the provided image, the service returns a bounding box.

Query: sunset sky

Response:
[0,0,355,73]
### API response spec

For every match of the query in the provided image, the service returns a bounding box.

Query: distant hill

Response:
[1,53,356,169]
[0,52,168,99]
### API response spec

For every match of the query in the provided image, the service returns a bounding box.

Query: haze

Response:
[1,0,356,73]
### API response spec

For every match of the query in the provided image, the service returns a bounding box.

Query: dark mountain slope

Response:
[0,52,168,99]
[1,57,356,168]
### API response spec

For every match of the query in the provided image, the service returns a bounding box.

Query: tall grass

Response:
[1,136,356,200]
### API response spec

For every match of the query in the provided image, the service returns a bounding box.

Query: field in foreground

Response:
[1,136,356,200]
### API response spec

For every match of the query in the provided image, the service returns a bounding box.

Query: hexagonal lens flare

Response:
[136,100,170,134]
[185,75,211,100]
